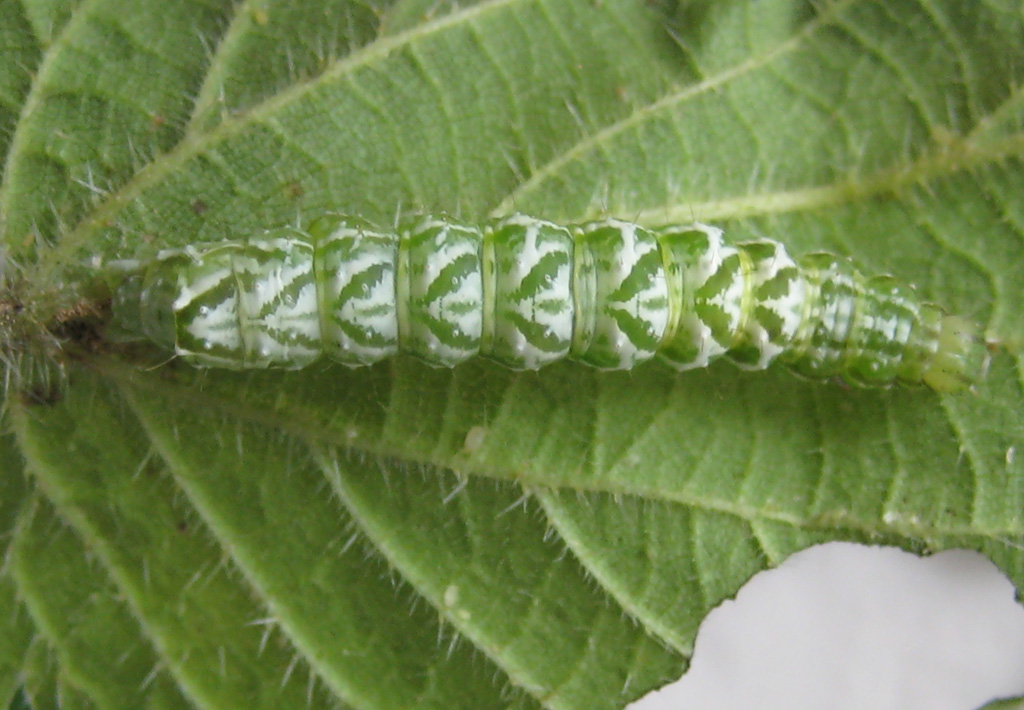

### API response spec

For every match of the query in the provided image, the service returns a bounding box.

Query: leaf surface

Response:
[2,1,1024,708]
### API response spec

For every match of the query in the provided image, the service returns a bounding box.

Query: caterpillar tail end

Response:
[921,315,990,393]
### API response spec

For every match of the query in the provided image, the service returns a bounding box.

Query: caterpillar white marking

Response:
[105,213,988,392]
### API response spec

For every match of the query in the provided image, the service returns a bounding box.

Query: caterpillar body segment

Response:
[108,213,987,392]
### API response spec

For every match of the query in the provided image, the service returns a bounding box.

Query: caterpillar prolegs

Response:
[107,214,987,392]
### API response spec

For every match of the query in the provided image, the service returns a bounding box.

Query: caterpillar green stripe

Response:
[107,213,987,392]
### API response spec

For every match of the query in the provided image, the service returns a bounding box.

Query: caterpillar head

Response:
[921,315,992,393]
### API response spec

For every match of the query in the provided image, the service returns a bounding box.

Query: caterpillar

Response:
[105,213,988,392]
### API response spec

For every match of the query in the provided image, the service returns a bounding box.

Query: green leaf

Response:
[978,698,1024,710]
[0,428,34,710]
[8,495,199,710]
[17,641,60,710]
[2,1,1024,708]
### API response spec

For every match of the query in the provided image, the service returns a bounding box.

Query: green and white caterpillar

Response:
[107,213,987,392]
